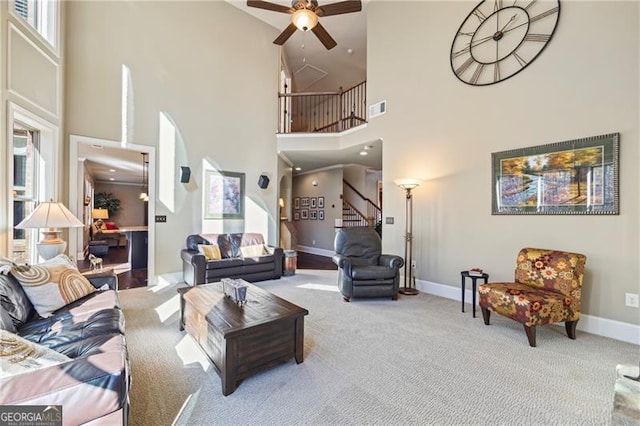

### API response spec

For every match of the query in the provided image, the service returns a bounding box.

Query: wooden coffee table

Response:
[178,281,308,396]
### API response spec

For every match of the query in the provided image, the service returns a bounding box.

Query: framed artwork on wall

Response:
[301,198,310,208]
[318,210,324,220]
[294,211,300,221]
[310,210,317,220]
[318,197,324,208]
[294,197,300,209]
[492,133,619,215]
[310,197,317,208]
[301,209,309,220]
[204,170,245,219]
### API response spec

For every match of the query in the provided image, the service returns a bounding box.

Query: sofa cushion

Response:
[0,330,70,378]
[205,258,244,270]
[10,256,96,318]
[198,244,222,260]
[0,308,16,333]
[240,244,266,257]
[351,265,398,280]
[0,258,36,331]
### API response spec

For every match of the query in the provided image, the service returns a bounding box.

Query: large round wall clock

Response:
[450,0,560,86]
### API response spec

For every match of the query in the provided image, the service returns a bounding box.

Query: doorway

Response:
[68,135,155,286]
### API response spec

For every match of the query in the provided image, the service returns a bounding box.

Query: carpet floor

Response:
[120,270,638,425]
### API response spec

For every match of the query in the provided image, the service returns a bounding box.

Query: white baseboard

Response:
[416,278,640,346]
[296,245,334,257]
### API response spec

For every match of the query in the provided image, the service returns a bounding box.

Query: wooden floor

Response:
[77,245,148,290]
[296,251,337,270]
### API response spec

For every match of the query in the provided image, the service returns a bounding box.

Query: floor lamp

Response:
[16,200,85,261]
[395,178,421,295]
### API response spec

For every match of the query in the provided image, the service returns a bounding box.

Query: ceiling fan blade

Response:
[316,0,361,17]
[312,22,337,50]
[273,23,298,45]
[247,0,293,14]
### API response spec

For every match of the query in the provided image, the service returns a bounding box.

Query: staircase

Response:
[341,180,381,232]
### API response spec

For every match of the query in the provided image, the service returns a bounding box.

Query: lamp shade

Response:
[395,178,422,190]
[292,8,318,31]
[92,208,109,220]
[16,200,84,230]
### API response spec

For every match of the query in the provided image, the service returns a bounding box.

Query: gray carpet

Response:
[120,270,638,425]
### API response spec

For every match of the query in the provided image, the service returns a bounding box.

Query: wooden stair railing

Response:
[341,198,370,228]
[342,180,381,227]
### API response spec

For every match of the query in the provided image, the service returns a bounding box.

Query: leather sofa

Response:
[0,270,130,425]
[181,233,283,285]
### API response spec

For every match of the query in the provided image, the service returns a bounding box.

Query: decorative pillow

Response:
[240,244,267,258]
[11,257,96,318]
[0,257,36,330]
[0,330,70,377]
[105,222,118,230]
[198,244,222,261]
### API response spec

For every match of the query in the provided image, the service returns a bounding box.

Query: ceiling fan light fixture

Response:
[292,8,318,31]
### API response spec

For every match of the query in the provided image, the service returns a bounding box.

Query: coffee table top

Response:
[179,282,308,337]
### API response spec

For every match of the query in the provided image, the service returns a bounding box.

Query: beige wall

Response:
[357,1,639,325]
[94,183,146,227]
[64,1,280,274]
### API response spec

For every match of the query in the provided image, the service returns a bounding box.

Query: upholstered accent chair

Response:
[478,248,587,347]
[332,227,404,302]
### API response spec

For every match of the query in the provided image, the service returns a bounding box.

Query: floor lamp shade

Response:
[16,200,85,260]
[395,178,422,295]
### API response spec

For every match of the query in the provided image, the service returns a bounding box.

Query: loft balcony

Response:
[278,81,366,134]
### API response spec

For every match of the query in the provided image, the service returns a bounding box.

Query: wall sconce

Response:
[312,180,318,187]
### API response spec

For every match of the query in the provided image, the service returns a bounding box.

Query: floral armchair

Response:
[478,248,587,347]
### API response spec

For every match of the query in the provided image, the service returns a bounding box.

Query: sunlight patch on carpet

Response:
[297,283,339,292]
[155,294,180,323]
[175,335,210,372]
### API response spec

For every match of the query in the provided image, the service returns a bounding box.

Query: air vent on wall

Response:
[369,100,386,119]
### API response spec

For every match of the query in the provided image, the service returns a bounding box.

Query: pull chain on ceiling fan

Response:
[246,0,362,50]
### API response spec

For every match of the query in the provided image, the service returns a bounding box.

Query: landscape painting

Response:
[492,134,619,215]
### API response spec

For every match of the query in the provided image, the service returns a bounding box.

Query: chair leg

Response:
[342,296,351,302]
[565,320,578,339]
[480,307,491,325]
[524,325,536,347]
[392,293,398,301]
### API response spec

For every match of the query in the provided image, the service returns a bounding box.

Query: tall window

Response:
[13,0,57,48]
[12,126,40,262]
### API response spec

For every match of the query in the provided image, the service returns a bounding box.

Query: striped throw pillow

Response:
[198,244,222,261]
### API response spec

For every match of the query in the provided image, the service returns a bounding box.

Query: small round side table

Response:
[460,271,489,318]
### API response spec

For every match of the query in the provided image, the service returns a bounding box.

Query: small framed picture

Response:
[318,210,324,220]
[294,197,300,209]
[294,211,300,221]
[310,197,317,208]
[301,197,310,208]
[310,210,317,220]
[318,197,324,208]
[301,209,309,220]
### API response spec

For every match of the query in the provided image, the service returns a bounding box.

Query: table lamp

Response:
[92,208,109,228]
[16,200,85,260]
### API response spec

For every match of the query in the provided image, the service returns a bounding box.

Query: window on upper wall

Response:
[13,0,57,48]
[12,126,41,263]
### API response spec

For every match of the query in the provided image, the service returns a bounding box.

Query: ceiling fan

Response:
[247,0,362,50]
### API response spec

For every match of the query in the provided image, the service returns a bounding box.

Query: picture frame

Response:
[310,197,317,208]
[204,170,245,219]
[294,211,300,221]
[301,197,310,208]
[492,133,619,215]
[318,210,324,220]
[310,210,317,220]
[301,209,309,220]
[294,197,300,210]
[318,197,324,208]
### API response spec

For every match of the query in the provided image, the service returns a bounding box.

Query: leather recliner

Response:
[332,227,404,302]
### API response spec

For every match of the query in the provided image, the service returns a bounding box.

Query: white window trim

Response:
[7,102,60,259]
[8,0,60,58]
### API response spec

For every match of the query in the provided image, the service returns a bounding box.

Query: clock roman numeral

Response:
[452,44,471,58]
[470,64,485,85]
[494,63,501,82]
[473,9,487,22]
[513,52,528,67]
[455,57,475,76]
[524,33,551,42]
[524,0,538,11]
[530,6,559,23]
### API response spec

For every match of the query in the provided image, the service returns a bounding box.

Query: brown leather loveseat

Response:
[181,233,283,286]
